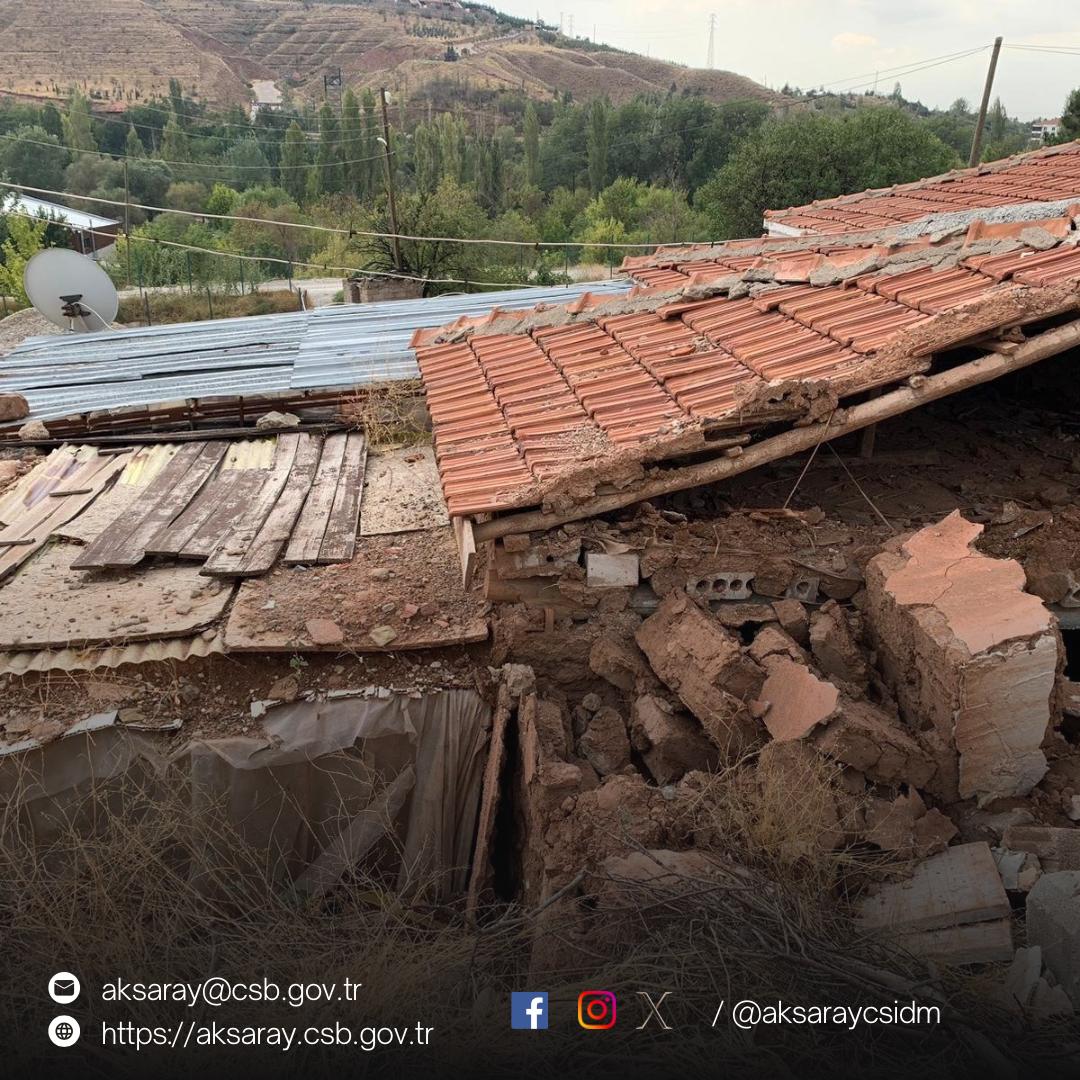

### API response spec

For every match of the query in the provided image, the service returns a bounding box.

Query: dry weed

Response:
[339,381,429,449]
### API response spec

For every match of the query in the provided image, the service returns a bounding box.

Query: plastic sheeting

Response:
[0,689,490,899]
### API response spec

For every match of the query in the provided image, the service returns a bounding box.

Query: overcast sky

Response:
[494,0,1080,119]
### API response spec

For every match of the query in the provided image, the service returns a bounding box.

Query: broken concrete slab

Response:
[1001,825,1080,872]
[810,700,937,789]
[585,552,639,589]
[1027,872,1080,1008]
[630,694,719,785]
[857,841,1010,938]
[865,511,1057,804]
[756,656,839,742]
[635,592,765,759]
[901,918,1015,966]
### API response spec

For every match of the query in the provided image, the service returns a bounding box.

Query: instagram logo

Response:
[577,990,617,1029]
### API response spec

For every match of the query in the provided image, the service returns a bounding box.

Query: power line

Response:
[0,129,392,171]
[2,206,542,289]
[0,180,702,250]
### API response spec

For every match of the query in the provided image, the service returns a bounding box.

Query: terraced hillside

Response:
[0,0,780,110]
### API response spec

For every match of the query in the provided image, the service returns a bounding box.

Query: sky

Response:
[493,0,1080,119]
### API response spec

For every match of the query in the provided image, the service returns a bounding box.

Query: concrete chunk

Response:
[585,552,640,588]
[630,694,719,784]
[865,511,1057,804]
[1027,872,1080,1008]
[858,841,1010,934]
[0,393,29,422]
[635,593,764,759]
[757,656,839,741]
[1001,825,1080,872]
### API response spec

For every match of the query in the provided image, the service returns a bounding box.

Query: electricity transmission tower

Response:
[706,13,717,69]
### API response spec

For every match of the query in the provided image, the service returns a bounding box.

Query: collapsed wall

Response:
[865,511,1059,805]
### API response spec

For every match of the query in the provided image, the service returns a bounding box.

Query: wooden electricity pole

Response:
[380,87,403,273]
[969,36,1003,167]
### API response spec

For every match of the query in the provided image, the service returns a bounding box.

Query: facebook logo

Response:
[511,992,549,1030]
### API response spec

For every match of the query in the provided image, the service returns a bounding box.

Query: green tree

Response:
[39,103,63,140]
[161,112,191,168]
[523,101,540,187]
[0,198,48,306]
[314,103,344,196]
[341,88,364,195]
[280,121,310,203]
[225,137,271,189]
[62,89,96,154]
[587,98,609,195]
[1060,89,1080,141]
[0,125,70,189]
[361,89,380,198]
[205,182,239,218]
[124,124,144,158]
[697,107,957,239]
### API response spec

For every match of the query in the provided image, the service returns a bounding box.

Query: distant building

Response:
[1031,117,1062,144]
[4,194,119,260]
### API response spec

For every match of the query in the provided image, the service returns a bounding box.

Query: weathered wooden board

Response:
[72,441,228,569]
[359,445,449,536]
[180,469,272,559]
[0,449,133,582]
[200,433,307,578]
[0,543,234,651]
[202,434,319,577]
[223,527,489,653]
[146,470,245,557]
[318,432,368,563]
[284,433,348,564]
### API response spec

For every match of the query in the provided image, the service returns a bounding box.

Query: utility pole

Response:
[380,87,403,273]
[969,36,1003,167]
[122,159,132,288]
[706,13,717,70]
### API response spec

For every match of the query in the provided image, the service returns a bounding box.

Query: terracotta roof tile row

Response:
[765,140,1080,235]
[414,213,1080,517]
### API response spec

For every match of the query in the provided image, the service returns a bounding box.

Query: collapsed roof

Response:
[764,139,1080,236]
[411,207,1080,539]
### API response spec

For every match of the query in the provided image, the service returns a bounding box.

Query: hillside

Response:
[0,0,781,111]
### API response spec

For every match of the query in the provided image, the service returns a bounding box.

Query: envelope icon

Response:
[52,979,76,997]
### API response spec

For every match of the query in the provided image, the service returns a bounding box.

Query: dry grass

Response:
[0,751,1071,1077]
[340,381,430,448]
[116,289,305,326]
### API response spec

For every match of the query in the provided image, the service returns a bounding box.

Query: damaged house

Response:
[5,141,1080,1060]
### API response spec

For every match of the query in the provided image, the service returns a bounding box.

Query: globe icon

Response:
[55,1021,74,1042]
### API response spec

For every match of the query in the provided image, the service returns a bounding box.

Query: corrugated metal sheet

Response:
[1,280,630,428]
[0,632,223,676]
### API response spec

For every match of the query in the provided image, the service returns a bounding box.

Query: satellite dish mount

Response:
[23,249,119,334]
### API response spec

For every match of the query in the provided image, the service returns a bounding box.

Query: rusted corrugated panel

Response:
[0,633,224,675]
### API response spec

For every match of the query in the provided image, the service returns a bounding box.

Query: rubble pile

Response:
[489,505,1080,1015]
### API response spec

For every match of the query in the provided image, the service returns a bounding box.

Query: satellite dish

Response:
[23,249,119,333]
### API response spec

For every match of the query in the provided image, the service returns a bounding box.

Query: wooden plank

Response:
[71,441,228,569]
[203,434,320,578]
[0,451,133,582]
[180,469,271,559]
[144,472,240,556]
[199,433,304,577]
[69,442,205,568]
[284,433,348,564]
[317,432,368,564]
[452,515,477,590]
